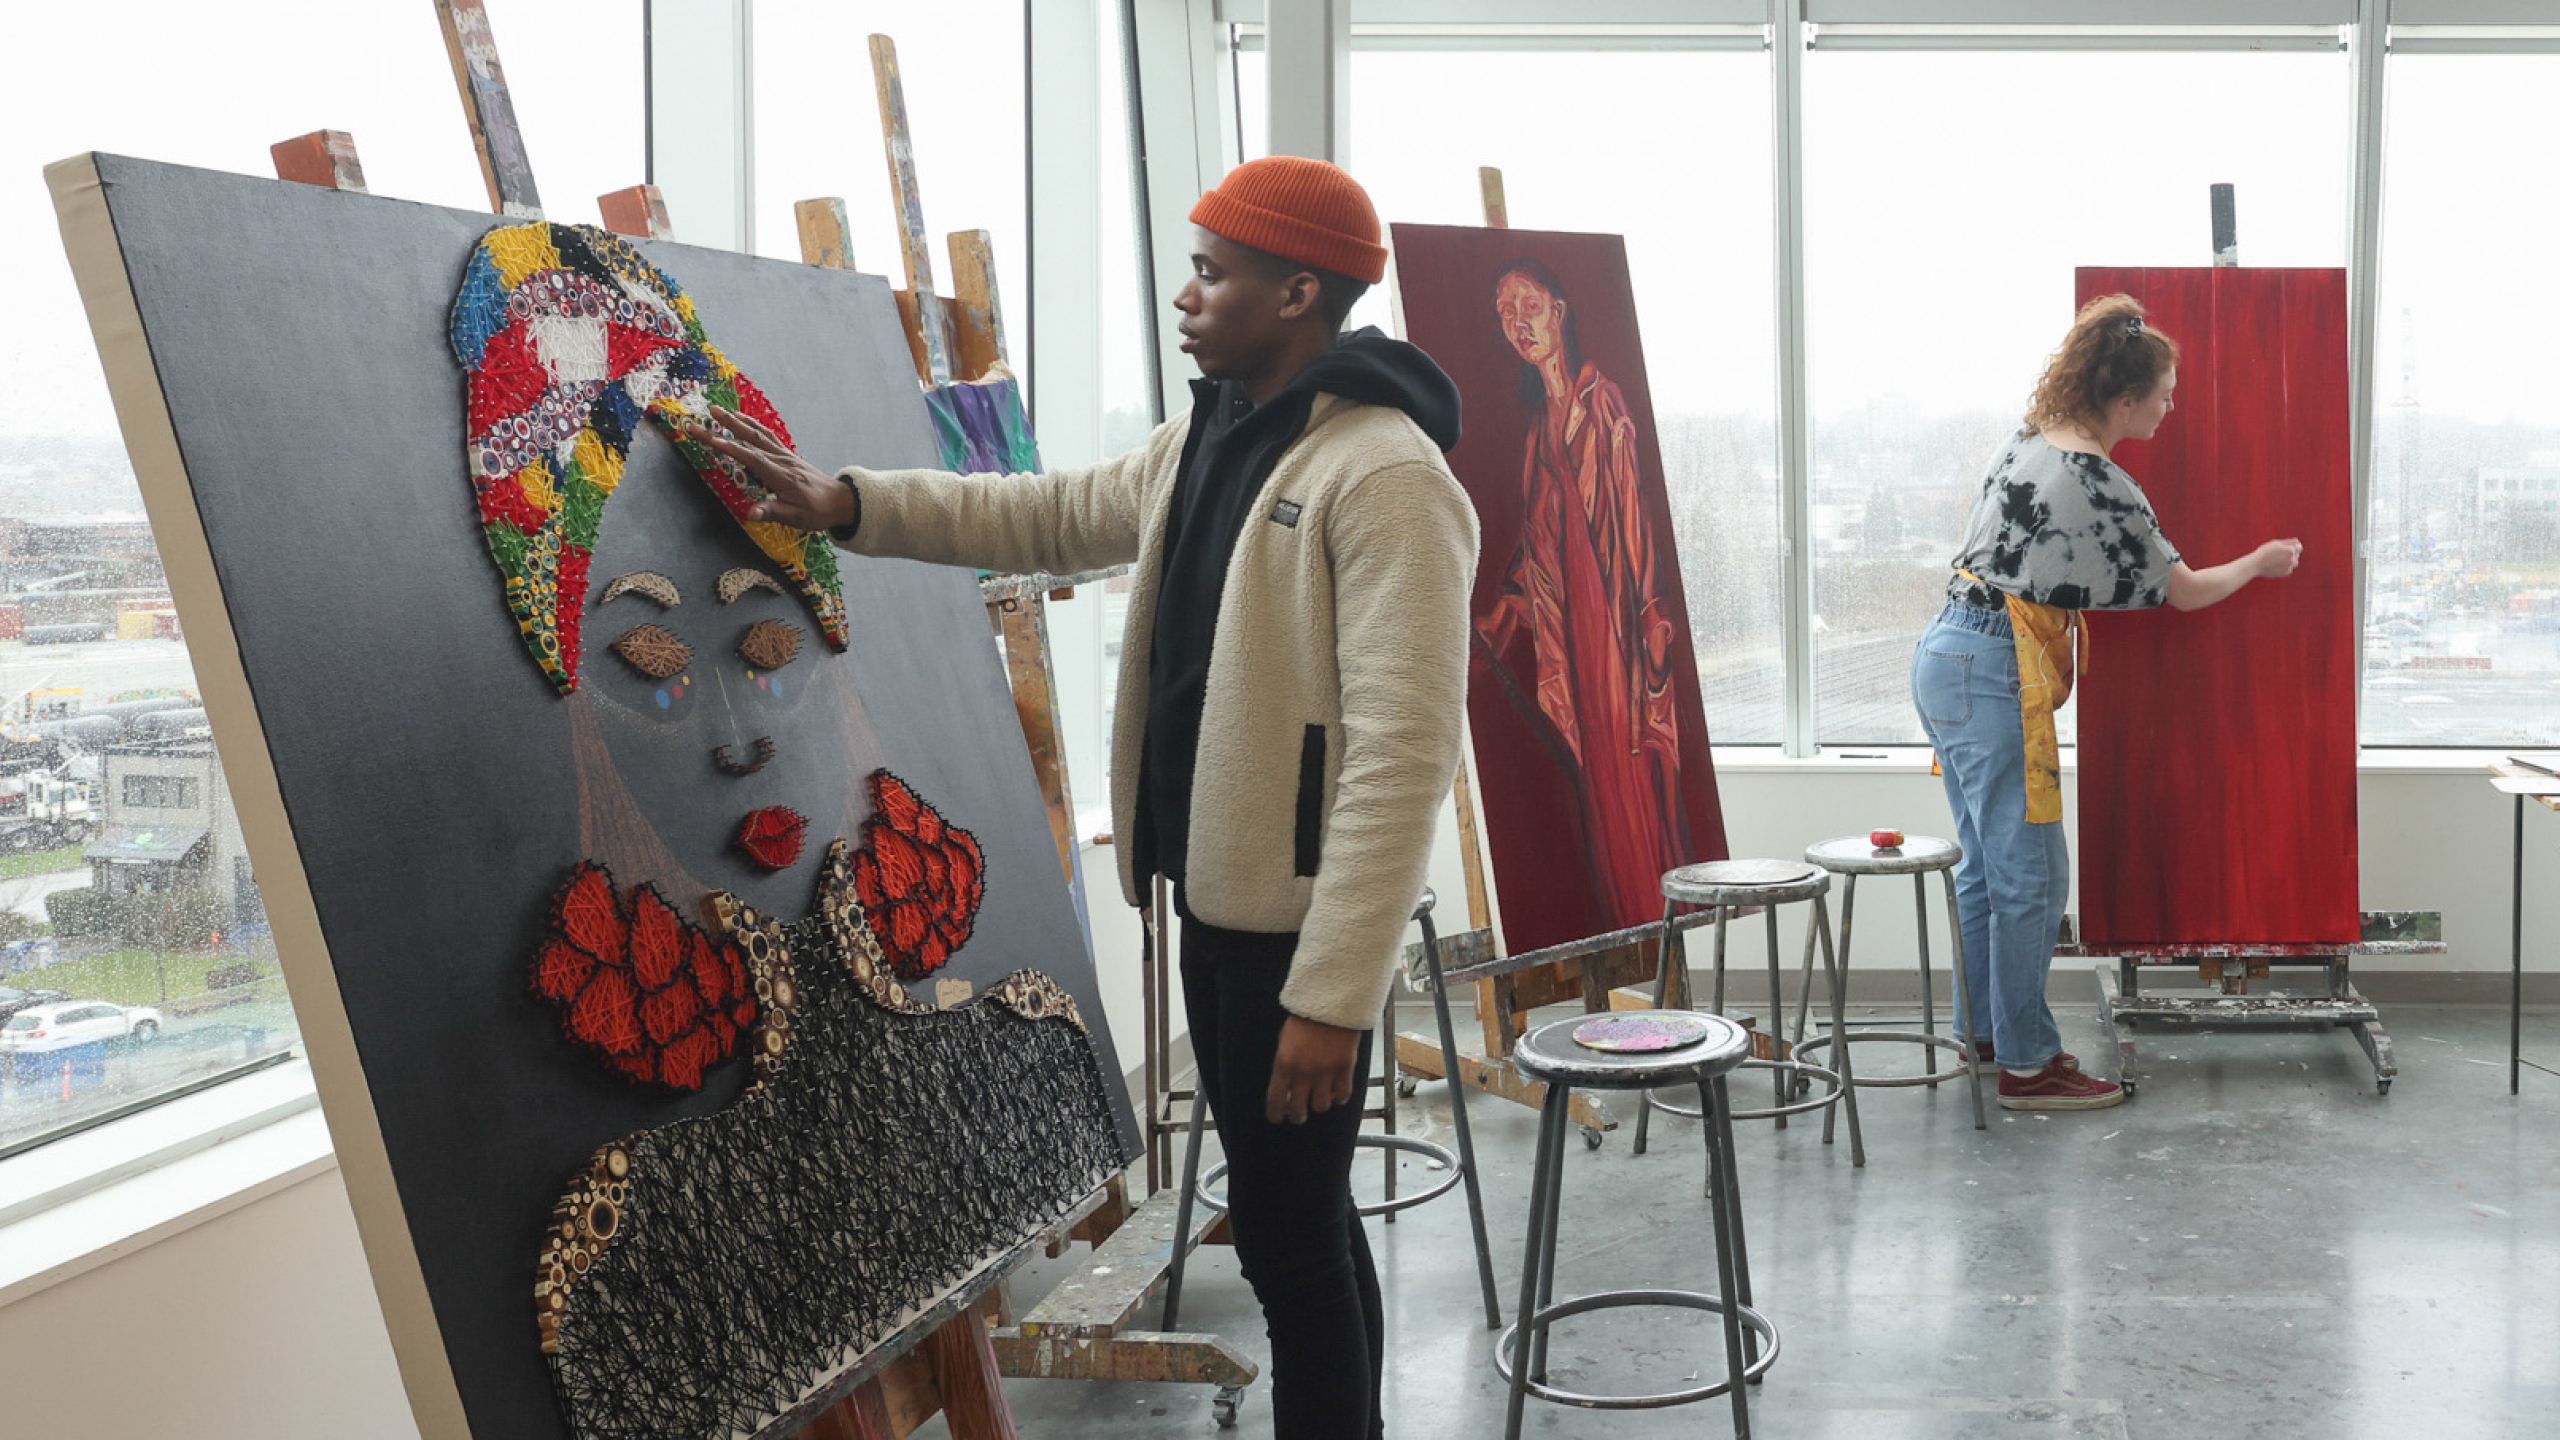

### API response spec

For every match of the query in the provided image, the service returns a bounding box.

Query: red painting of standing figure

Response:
[1393,224,1727,954]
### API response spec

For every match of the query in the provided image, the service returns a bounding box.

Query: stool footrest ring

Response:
[1793,1030,1977,1089]
[1643,1055,1845,1123]
[1495,1288,1780,1409]
[1193,1134,1467,1219]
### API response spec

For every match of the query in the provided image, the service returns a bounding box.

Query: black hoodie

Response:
[1134,327,1464,888]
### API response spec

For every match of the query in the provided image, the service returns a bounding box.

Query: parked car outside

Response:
[0,937,62,976]
[0,999,164,1053]
[0,985,68,1024]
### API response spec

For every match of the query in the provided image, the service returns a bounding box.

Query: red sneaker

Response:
[1997,1059,2124,1111]
[1971,1041,2078,1072]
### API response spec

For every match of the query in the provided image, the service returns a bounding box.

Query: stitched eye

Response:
[611,624,692,679]
[738,618,804,671]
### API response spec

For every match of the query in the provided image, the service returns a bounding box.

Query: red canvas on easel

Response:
[2073,267,2359,947]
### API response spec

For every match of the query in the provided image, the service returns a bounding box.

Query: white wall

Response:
[0,1165,415,1440]
[1707,757,2551,1000]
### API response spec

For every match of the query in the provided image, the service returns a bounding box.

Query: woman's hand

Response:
[2253,537,2304,578]
[2166,537,2304,612]
[1265,1015,1362,1124]
[678,404,858,531]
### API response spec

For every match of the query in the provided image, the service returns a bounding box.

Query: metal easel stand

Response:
[2063,910,2444,1097]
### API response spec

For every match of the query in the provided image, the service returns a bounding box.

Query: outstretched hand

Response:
[2253,537,2304,579]
[679,404,857,531]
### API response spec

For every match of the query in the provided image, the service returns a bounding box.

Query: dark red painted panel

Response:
[2074,267,2360,948]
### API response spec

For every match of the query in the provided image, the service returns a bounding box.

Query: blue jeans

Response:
[1911,605,2069,1070]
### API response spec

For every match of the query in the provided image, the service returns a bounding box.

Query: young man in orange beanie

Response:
[689,156,1474,1439]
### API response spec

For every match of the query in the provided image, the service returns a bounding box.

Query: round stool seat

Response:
[1803,833,1961,876]
[1513,1011,1751,1093]
[1662,859,1829,907]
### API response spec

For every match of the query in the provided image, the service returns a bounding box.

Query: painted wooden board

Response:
[1391,223,1730,958]
[433,0,543,217]
[49,152,1138,1440]
[2073,266,2359,948]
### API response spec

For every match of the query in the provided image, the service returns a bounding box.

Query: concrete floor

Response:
[989,1001,2560,1439]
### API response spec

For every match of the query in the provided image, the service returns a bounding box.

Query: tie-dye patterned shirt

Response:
[1945,431,2182,611]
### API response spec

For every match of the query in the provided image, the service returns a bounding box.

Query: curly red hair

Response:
[2024,293,2179,438]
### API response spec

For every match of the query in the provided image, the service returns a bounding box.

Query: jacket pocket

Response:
[1294,724,1326,877]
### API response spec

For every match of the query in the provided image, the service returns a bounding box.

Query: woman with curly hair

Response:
[1914,293,2302,1111]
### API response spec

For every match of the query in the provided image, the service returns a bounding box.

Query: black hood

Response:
[1273,326,1465,454]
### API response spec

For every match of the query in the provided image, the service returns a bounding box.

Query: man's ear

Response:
[1277,270,1322,323]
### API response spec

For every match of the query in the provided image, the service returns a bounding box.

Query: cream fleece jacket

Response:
[836,394,1478,1031]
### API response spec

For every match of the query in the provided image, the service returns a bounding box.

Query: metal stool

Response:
[1634,860,1866,1168]
[1794,835,1987,1130]
[1502,1011,1776,1440]
[1162,889,1503,1331]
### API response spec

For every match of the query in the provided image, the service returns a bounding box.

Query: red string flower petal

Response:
[571,967,644,1057]
[529,861,755,1091]
[532,938,595,1004]
[555,864,624,959]
[626,888,685,990]
[851,773,987,981]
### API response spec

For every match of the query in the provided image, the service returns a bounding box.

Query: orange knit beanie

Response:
[1188,157,1388,285]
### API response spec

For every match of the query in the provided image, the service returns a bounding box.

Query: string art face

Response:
[451,221,850,693]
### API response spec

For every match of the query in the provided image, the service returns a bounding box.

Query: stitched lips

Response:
[734,806,808,870]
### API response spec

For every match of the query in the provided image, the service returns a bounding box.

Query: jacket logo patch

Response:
[1271,500,1303,529]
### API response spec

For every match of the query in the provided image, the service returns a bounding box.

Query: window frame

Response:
[1170,0,2560,754]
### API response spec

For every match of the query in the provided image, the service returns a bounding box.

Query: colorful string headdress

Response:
[452,222,849,693]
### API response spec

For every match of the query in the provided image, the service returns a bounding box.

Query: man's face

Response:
[1171,226,1301,383]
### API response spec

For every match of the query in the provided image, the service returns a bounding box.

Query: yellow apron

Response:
[1954,570,2087,825]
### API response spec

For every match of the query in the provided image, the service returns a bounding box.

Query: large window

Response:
[1235,43,1787,742]
[1048,0,1156,824]
[750,1,1027,377]
[1803,48,2350,745]
[0,0,638,1156]
[2367,54,2560,746]
[1350,49,1784,743]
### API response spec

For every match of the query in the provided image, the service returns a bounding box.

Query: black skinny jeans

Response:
[1180,902,1385,1440]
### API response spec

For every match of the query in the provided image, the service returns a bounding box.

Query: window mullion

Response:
[1772,0,1818,756]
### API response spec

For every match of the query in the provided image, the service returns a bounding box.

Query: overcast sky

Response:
[1,0,1025,448]
[1245,44,2560,432]
[6,7,2556,453]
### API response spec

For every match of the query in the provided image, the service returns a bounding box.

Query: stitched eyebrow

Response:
[598,571,682,608]
[717,568,787,603]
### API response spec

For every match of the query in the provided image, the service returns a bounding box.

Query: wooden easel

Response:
[1385,167,1734,1139]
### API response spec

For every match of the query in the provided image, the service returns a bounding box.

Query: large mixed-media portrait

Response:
[52,153,1138,1440]
[1392,224,1727,954]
